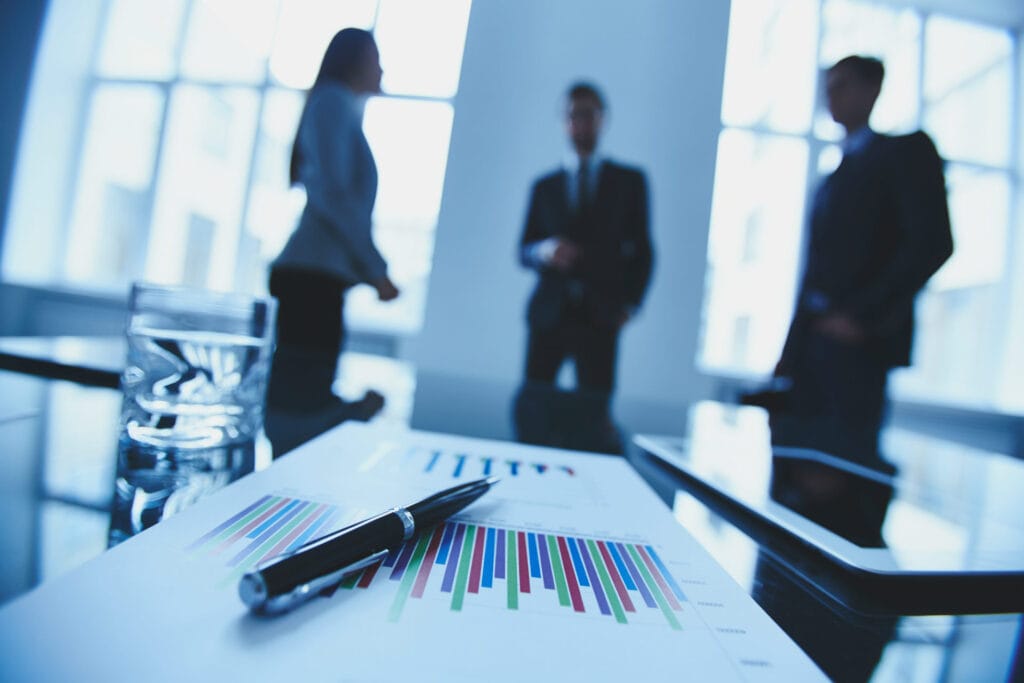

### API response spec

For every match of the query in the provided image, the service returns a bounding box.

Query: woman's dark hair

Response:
[290,28,377,186]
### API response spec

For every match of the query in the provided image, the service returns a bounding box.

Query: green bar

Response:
[450,525,477,611]
[626,545,681,631]
[209,497,281,548]
[546,535,570,607]
[507,530,518,610]
[338,570,362,590]
[387,534,432,622]
[218,504,320,588]
[586,539,627,624]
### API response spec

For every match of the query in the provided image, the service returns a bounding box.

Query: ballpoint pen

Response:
[239,475,499,615]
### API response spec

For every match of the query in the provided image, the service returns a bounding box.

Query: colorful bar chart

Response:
[419,447,576,479]
[186,494,351,588]
[189,497,686,631]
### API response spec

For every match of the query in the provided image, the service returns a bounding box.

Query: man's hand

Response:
[373,276,400,302]
[547,238,581,271]
[814,312,866,344]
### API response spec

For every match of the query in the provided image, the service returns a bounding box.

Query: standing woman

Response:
[267,28,398,431]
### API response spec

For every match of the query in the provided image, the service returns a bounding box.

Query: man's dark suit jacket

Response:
[519,160,653,330]
[781,130,953,370]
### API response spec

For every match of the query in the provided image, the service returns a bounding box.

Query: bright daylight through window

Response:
[3,0,472,336]
[701,0,1021,410]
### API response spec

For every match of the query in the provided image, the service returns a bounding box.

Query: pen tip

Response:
[485,476,500,486]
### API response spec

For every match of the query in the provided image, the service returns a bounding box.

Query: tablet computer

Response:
[633,403,1024,610]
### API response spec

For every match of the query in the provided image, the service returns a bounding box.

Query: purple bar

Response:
[383,547,400,568]
[186,495,271,550]
[537,533,554,589]
[227,501,311,567]
[495,529,507,579]
[578,539,611,616]
[440,523,467,592]
[389,537,418,579]
[616,542,656,608]
[435,522,457,564]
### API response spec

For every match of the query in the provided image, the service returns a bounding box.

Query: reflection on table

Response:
[1,341,1023,681]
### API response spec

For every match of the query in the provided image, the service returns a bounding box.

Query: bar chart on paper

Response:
[0,424,828,682]
[188,496,692,631]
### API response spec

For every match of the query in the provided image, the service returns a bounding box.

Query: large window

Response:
[700,0,1021,410]
[4,0,472,335]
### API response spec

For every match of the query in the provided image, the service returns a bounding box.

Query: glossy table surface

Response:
[0,339,1021,682]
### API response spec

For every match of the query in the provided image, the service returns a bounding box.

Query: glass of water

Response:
[111,284,276,545]
[120,283,277,451]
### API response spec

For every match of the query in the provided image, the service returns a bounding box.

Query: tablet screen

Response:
[636,402,1024,575]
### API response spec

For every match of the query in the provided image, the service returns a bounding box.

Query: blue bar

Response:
[285,505,338,553]
[425,450,441,472]
[482,457,493,476]
[435,522,457,564]
[567,537,590,587]
[495,529,506,579]
[527,532,541,578]
[227,501,310,567]
[645,545,687,602]
[453,454,466,478]
[247,499,301,538]
[507,460,520,476]
[481,527,496,588]
[607,542,636,590]
[534,463,547,474]
[537,533,554,589]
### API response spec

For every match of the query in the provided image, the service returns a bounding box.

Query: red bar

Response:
[637,546,682,611]
[212,498,290,555]
[597,540,635,612]
[517,531,531,593]
[411,526,447,598]
[263,504,328,560]
[556,536,586,612]
[356,560,383,588]
[467,525,488,593]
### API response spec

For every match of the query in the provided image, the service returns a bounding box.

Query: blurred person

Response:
[771,55,953,466]
[266,28,398,454]
[517,82,653,417]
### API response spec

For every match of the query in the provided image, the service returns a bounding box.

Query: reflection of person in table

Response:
[267,28,398,441]
[773,55,953,466]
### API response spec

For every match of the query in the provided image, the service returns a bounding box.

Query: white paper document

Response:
[0,423,825,681]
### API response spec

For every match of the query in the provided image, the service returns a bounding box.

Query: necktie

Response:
[577,162,591,214]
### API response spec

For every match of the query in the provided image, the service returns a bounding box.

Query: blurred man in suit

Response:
[518,82,654,404]
[773,55,953,465]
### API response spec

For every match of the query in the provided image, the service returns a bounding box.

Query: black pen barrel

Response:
[258,510,406,597]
